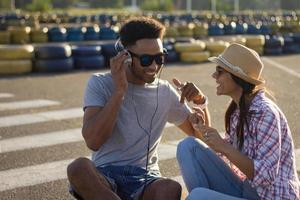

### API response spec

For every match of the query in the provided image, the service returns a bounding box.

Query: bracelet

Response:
[198,95,208,109]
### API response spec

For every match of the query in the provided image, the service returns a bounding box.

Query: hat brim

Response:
[208,56,265,85]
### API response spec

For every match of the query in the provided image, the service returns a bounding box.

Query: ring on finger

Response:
[204,132,209,138]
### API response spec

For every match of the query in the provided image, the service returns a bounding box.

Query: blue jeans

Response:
[176,137,259,200]
[69,165,161,200]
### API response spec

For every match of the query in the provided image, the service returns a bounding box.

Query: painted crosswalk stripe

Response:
[0,93,14,98]
[0,108,83,128]
[263,57,300,79]
[0,141,180,192]
[0,108,175,128]
[295,149,300,172]
[0,125,176,153]
[0,128,81,153]
[0,99,60,111]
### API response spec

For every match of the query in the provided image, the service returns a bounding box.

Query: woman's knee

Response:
[176,136,206,162]
[187,188,211,200]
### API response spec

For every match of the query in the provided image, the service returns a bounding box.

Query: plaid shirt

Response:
[223,91,299,200]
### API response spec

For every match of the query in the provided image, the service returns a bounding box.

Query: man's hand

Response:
[172,78,205,104]
[188,107,206,139]
[110,51,130,94]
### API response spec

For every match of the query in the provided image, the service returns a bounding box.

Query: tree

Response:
[141,0,174,11]
[26,0,52,11]
[0,0,11,9]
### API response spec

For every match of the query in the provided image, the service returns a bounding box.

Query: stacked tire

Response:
[66,27,84,42]
[0,31,10,44]
[264,35,284,55]
[283,34,300,54]
[205,41,229,57]
[177,24,194,38]
[0,45,33,75]
[34,44,73,72]
[72,45,105,69]
[175,40,209,63]
[48,27,67,42]
[99,26,118,40]
[245,35,265,55]
[84,25,100,41]
[163,39,179,63]
[193,23,208,39]
[9,27,31,44]
[165,26,179,38]
[30,28,48,43]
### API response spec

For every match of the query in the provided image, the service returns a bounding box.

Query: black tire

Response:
[72,45,102,57]
[35,44,72,59]
[263,47,282,55]
[74,55,106,69]
[34,58,74,72]
[264,35,284,48]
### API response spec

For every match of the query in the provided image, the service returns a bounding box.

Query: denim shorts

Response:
[69,165,162,200]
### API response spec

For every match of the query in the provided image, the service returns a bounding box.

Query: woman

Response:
[177,43,299,200]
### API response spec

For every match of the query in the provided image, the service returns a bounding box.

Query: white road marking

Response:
[0,93,14,98]
[263,57,300,79]
[0,128,82,153]
[0,108,83,128]
[0,159,73,192]
[0,99,60,111]
[0,106,174,128]
[0,140,180,192]
[295,149,300,172]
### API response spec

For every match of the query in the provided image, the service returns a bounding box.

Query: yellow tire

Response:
[0,60,32,75]
[30,28,48,43]
[245,35,265,47]
[205,41,230,52]
[0,45,34,60]
[0,31,10,44]
[165,27,179,38]
[174,41,206,53]
[180,51,210,63]
[247,46,264,55]
[177,25,194,37]
[193,24,208,38]
[9,27,31,44]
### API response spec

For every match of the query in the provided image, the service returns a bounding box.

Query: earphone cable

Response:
[131,68,162,196]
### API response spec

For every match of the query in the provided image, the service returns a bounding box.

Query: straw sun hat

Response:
[208,43,265,85]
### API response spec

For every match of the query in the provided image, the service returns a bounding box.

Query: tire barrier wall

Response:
[0,45,33,75]
[34,44,73,72]
[72,45,105,69]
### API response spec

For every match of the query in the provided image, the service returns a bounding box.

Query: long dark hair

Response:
[225,74,257,150]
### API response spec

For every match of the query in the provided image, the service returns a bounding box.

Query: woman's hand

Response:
[198,126,230,154]
[109,50,130,95]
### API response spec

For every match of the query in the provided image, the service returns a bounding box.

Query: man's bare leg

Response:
[140,178,182,200]
[67,157,121,200]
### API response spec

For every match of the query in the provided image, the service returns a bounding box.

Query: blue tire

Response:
[263,47,282,55]
[165,50,179,63]
[99,27,118,40]
[74,55,106,69]
[72,45,102,57]
[34,58,74,72]
[264,35,284,49]
[35,44,72,59]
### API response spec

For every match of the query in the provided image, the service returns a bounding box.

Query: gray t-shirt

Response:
[83,73,190,171]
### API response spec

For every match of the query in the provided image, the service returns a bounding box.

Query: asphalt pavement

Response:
[0,55,299,200]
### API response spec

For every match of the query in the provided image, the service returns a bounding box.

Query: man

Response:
[67,17,210,200]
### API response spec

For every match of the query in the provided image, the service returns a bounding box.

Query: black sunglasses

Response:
[128,49,168,67]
